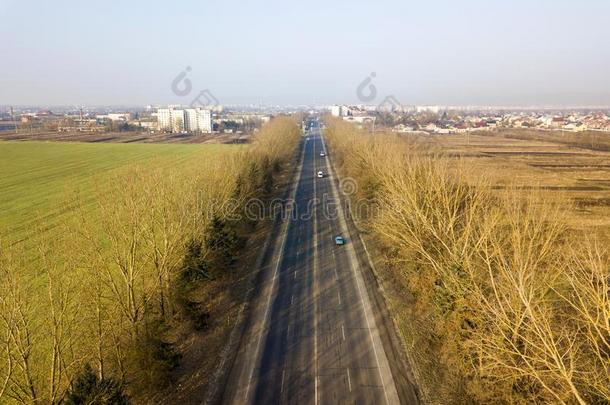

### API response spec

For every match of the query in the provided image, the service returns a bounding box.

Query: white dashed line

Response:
[242,134,307,402]
[347,368,352,392]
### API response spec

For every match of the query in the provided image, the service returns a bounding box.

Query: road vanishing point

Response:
[222,121,419,405]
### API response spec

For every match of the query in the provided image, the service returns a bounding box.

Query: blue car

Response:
[335,236,345,245]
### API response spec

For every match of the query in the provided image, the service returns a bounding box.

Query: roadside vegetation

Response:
[324,117,610,404]
[0,117,300,404]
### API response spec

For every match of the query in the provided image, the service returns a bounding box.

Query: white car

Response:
[320,151,325,157]
[317,171,324,178]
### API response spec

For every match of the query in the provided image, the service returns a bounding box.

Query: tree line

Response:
[324,117,609,404]
[0,116,301,404]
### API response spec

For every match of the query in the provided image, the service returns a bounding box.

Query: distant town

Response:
[0,104,277,135]
[1,104,609,140]
[330,104,610,134]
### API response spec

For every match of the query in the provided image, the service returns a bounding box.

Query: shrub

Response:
[205,216,243,274]
[64,364,128,405]
[127,321,181,394]
[181,239,210,282]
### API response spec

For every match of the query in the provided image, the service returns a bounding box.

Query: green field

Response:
[0,141,237,247]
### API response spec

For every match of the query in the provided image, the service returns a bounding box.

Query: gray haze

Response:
[0,0,609,106]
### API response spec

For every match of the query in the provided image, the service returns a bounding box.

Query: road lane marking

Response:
[331,248,339,281]
[342,324,346,341]
[337,291,341,306]
[294,270,297,280]
[312,134,320,405]
[347,368,352,392]
[281,369,286,393]
[320,131,398,405]
[242,136,307,402]
[291,294,294,305]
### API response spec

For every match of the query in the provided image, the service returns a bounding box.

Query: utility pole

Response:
[10,106,18,133]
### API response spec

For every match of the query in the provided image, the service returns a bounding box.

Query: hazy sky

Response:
[1,0,609,106]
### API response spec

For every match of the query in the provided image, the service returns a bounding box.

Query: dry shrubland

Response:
[324,118,609,404]
[0,116,300,404]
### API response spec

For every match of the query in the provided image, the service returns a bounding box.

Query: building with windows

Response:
[184,109,198,132]
[184,108,212,133]
[157,108,183,132]
[195,108,212,132]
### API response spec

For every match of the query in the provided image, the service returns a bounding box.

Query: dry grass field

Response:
[428,132,610,239]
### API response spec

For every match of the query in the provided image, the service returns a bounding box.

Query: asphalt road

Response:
[222,125,417,405]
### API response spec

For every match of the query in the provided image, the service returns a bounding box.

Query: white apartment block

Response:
[330,105,351,117]
[158,107,212,133]
[157,107,186,132]
[416,105,440,114]
[196,108,212,132]
[157,108,170,130]
[170,109,184,133]
[184,109,198,132]
[157,108,184,133]
[184,108,212,133]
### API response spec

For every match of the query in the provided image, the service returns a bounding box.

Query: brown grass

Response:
[324,118,610,404]
[430,131,610,241]
[0,129,249,144]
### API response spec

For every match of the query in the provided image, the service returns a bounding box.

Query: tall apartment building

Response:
[158,107,212,133]
[196,108,212,133]
[330,105,351,117]
[184,108,212,133]
[157,108,185,133]
[157,108,171,131]
[330,105,341,117]
[184,109,197,132]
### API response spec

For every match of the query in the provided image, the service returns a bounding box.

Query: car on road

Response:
[335,236,345,245]
[320,151,325,157]
[317,171,324,178]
